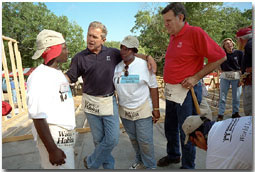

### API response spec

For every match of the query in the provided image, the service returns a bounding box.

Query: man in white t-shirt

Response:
[27,29,76,169]
[182,116,252,169]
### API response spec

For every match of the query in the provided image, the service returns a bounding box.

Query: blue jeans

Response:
[243,85,252,116]
[85,96,120,169]
[11,89,17,103]
[165,83,202,169]
[218,79,242,115]
[121,117,156,169]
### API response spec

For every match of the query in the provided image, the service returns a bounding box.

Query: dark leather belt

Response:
[102,92,114,97]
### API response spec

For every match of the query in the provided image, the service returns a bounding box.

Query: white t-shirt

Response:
[27,64,76,139]
[113,57,158,108]
[206,116,253,169]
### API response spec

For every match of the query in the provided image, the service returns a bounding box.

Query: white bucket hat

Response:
[182,115,204,145]
[121,35,139,50]
[32,29,65,60]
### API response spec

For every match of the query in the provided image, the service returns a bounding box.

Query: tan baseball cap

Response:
[121,35,139,50]
[32,29,65,60]
[182,116,204,145]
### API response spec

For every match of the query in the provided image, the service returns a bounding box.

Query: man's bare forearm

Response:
[33,119,57,152]
[149,87,159,109]
[134,53,148,61]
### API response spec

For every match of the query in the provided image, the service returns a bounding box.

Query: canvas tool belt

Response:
[37,125,76,148]
[164,83,189,105]
[83,93,114,116]
[119,99,151,121]
[220,71,240,80]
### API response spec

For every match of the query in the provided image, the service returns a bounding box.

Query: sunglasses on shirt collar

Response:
[124,65,129,77]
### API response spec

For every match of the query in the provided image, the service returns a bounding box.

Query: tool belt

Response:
[118,99,151,121]
[83,93,114,116]
[220,71,240,80]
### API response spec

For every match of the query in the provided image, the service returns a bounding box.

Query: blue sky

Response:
[44,2,253,42]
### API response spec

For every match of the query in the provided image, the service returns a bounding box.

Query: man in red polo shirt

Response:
[157,2,226,169]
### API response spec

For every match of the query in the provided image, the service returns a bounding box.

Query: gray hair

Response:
[88,21,108,40]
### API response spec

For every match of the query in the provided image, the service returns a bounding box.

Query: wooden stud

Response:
[2,120,163,143]
[14,42,27,111]
[2,36,18,43]
[8,41,22,113]
[2,39,15,117]
[2,134,33,143]
[2,111,28,132]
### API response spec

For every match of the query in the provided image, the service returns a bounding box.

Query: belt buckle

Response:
[103,92,113,97]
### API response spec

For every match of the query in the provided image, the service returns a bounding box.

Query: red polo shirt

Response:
[163,22,226,84]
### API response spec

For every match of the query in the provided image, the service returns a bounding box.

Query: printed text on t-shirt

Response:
[240,117,252,141]
[223,118,239,142]
[121,75,139,84]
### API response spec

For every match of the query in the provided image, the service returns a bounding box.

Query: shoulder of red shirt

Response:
[172,22,207,39]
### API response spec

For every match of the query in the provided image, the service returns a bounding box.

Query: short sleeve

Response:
[27,83,48,119]
[66,52,83,83]
[193,27,226,63]
[148,72,158,88]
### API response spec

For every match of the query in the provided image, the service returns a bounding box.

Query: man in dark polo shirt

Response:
[65,21,156,169]
[236,27,252,116]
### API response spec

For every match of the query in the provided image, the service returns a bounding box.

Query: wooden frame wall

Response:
[2,36,27,125]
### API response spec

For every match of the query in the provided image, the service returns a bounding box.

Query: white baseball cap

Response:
[182,116,204,145]
[121,35,139,50]
[32,29,65,60]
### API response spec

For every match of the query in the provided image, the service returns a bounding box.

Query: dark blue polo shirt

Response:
[220,49,243,71]
[66,46,121,96]
[241,38,252,73]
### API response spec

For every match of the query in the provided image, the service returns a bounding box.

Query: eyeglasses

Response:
[124,65,129,77]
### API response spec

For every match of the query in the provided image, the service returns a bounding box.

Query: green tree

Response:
[2,2,85,70]
[104,40,146,54]
[131,2,252,75]
[104,41,120,49]
[217,7,252,44]
[184,2,224,43]
[131,7,169,75]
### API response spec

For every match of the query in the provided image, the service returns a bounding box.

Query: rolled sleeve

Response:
[148,73,158,88]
